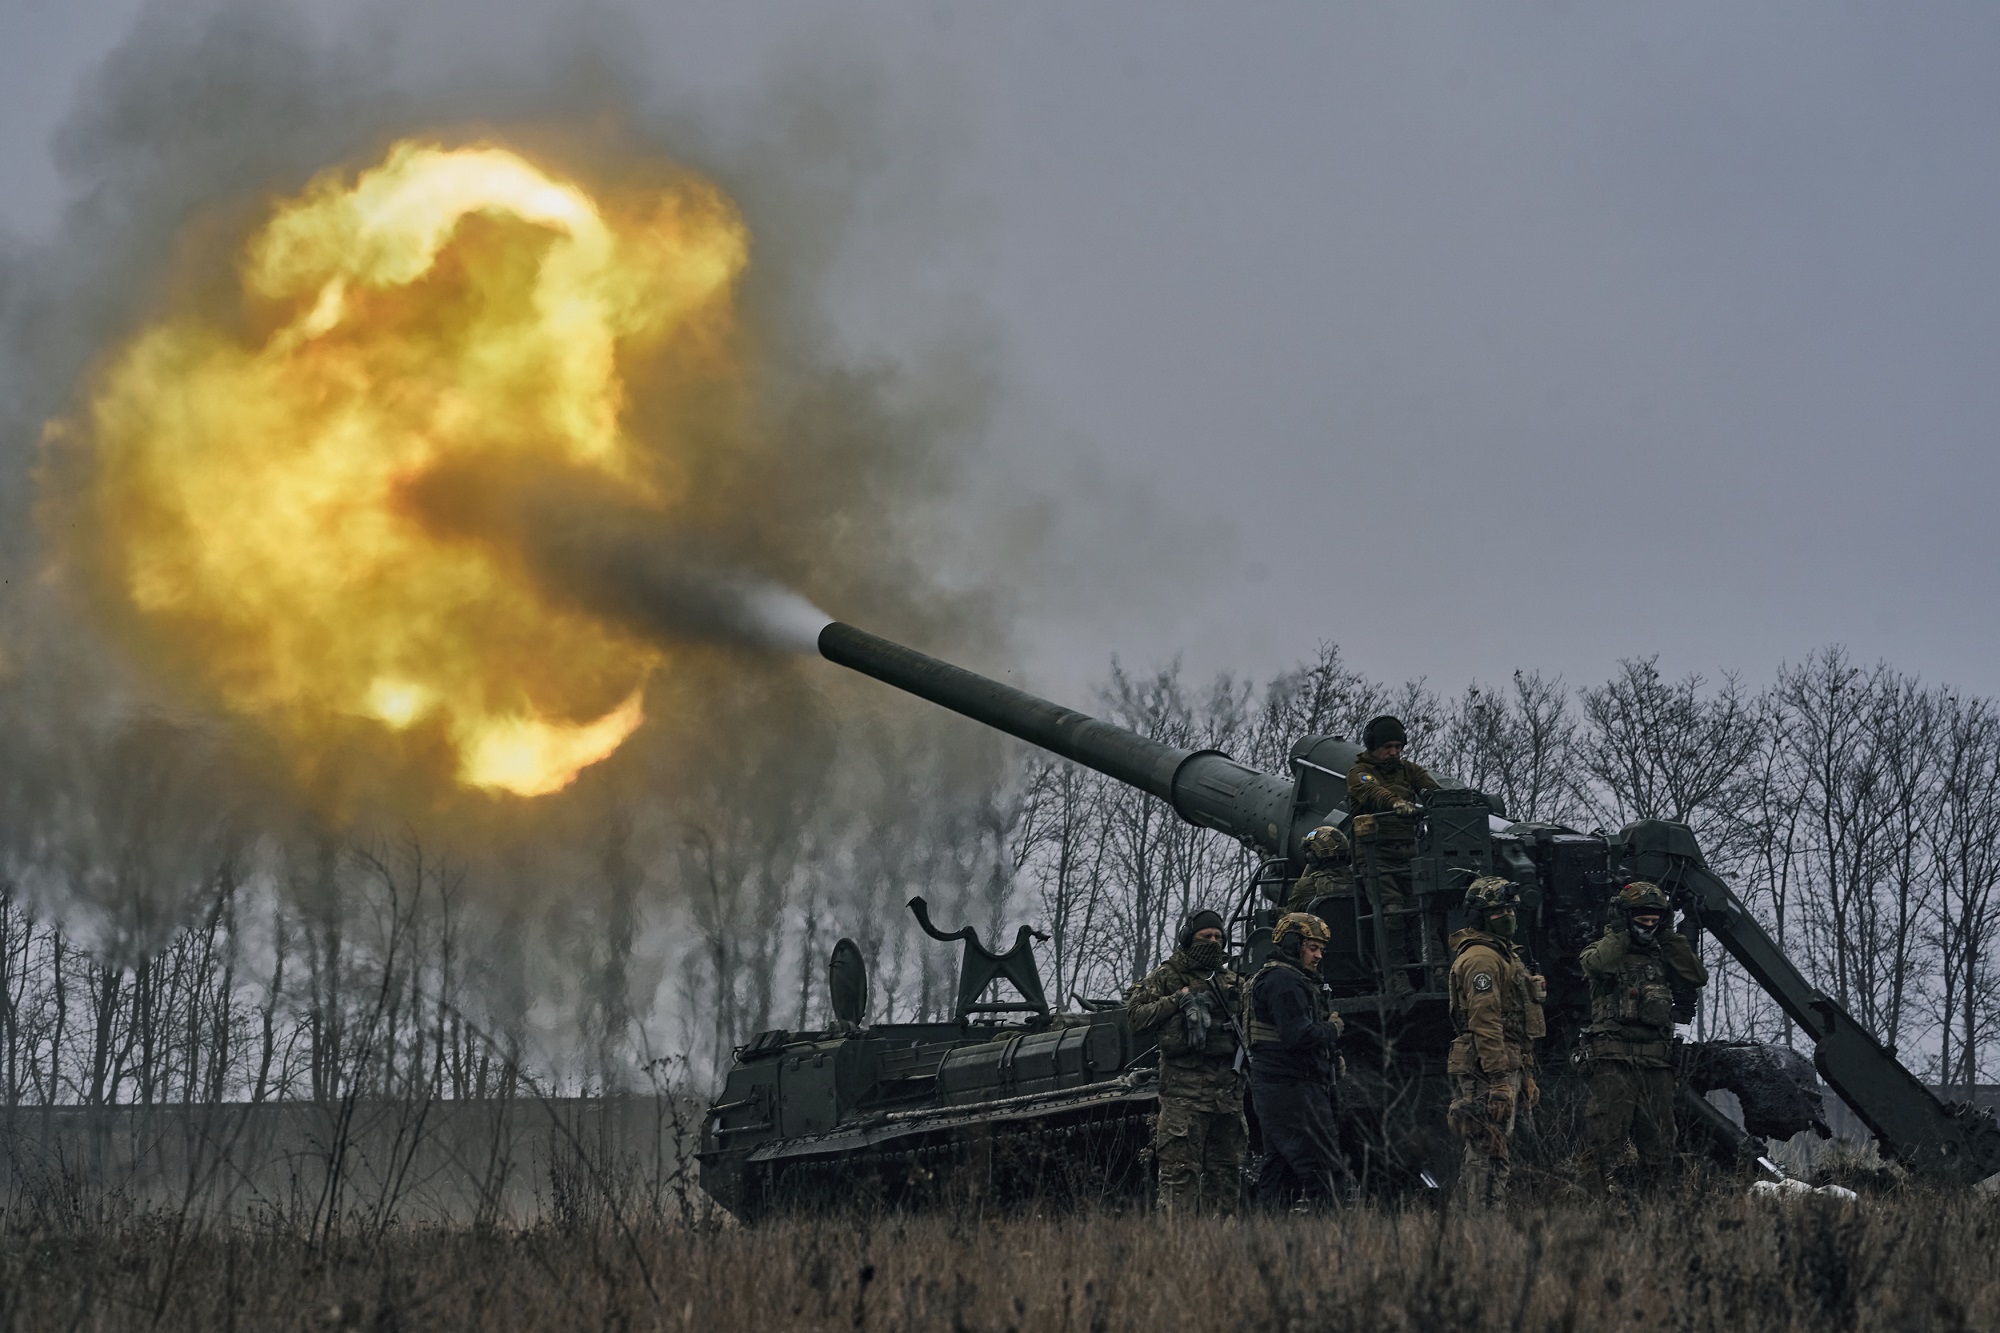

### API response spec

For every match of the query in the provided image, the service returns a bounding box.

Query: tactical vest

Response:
[1245,958,1332,1047]
[1447,935,1542,1048]
[1584,944,1680,1040]
[1245,962,1281,1047]
[1286,864,1355,913]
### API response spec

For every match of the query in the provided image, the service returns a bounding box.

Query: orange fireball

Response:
[73,140,749,796]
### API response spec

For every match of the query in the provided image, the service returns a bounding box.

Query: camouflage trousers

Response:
[1364,841,1423,980]
[1582,1061,1677,1194]
[1153,1096,1248,1214]
[1447,1069,1523,1207]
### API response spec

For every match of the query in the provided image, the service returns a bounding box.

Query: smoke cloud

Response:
[9,2,992,781]
[0,0,1017,1073]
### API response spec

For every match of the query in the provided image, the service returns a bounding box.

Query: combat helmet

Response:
[1271,911,1331,959]
[1614,881,1670,912]
[1302,824,1349,863]
[1614,880,1671,941]
[1462,876,1521,917]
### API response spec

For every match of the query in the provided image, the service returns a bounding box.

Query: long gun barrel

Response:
[817,622,2000,1185]
[819,622,1295,853]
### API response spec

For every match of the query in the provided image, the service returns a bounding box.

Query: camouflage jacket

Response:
[1446,928,1546,1077]
[1285,862,1355,913]
[1126,950,1245,1108]
[1579,927,1707,1064]
[1345,752,1440,840]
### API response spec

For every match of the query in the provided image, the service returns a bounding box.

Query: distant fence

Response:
[0,1095,704,1227]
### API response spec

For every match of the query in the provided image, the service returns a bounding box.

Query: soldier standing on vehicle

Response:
[1285,824,1354,914]
[1125,909,1248,1213]
[1578,881,1708,1195]
[1446,877,1547,1207]
[1344,716,1440,989]
[1245,912,1347,1209]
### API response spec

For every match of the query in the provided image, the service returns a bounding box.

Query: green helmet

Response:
[1463,876,1521,916]
[1615,881,1670,913]
[1302,825,1349,863]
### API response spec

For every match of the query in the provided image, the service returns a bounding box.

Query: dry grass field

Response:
[2,1181,1995,1332]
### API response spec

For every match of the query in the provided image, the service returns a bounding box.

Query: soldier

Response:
[1578,880,1708,1195]
[1246,912,1347,1209]
[1125,909,1248,1213]
[1446,877,1547,1207]
[1344,716,1440,989]
[1284,824,1354,914]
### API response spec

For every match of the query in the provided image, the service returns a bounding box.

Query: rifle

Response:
[1208,973,1252,1074]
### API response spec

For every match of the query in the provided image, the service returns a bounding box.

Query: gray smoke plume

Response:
[401,457,834,657]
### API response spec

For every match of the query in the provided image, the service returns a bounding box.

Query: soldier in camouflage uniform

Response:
[1246,912,1347,1209]
[1125,909,1247,1213]
[1344,716,1439,990]
[1446,877,1547,1207]
[1284,824,1354,914]
[1578,881,1708,1195]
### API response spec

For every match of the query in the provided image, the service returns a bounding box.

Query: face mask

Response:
[1486,913,1516,940]
[1629,918,1660,943]
[1186,940,1226,970]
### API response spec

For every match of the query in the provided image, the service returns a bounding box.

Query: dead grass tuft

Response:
[2,1182,1997,1330]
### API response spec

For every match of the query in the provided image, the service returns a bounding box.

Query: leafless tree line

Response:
[0,830,525,1111]
[0,643,1995,1105]
[1009,644,2000,1097]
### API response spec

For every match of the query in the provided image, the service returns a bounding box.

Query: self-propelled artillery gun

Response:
[697,623,2000,1217]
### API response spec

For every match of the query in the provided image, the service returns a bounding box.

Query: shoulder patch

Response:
[1471,972,1495,993]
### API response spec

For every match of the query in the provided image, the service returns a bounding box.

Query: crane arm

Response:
[1620,819,2000,1184]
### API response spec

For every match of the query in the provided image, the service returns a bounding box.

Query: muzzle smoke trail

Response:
[403,458,834,656]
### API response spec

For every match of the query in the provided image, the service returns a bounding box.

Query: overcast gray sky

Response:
[7,1,1998,709]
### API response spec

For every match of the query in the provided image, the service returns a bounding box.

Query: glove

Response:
[1392,799,1420,818]
[1484,1079,1517,1124]
[1523,1073,1541,1110]
[1178,989,1214,1052]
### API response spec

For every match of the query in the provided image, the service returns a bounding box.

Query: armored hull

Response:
[695,623,2000,1218]
[699,1015,1157,1220]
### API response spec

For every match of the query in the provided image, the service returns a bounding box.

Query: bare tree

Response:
[1924,692,2000,1096]
[1096,661,1253,985]
[1578,657,1757,845]
[1015,755,1115,1005]
[1434,671,1582,824]
[1769,652,1916,1050]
